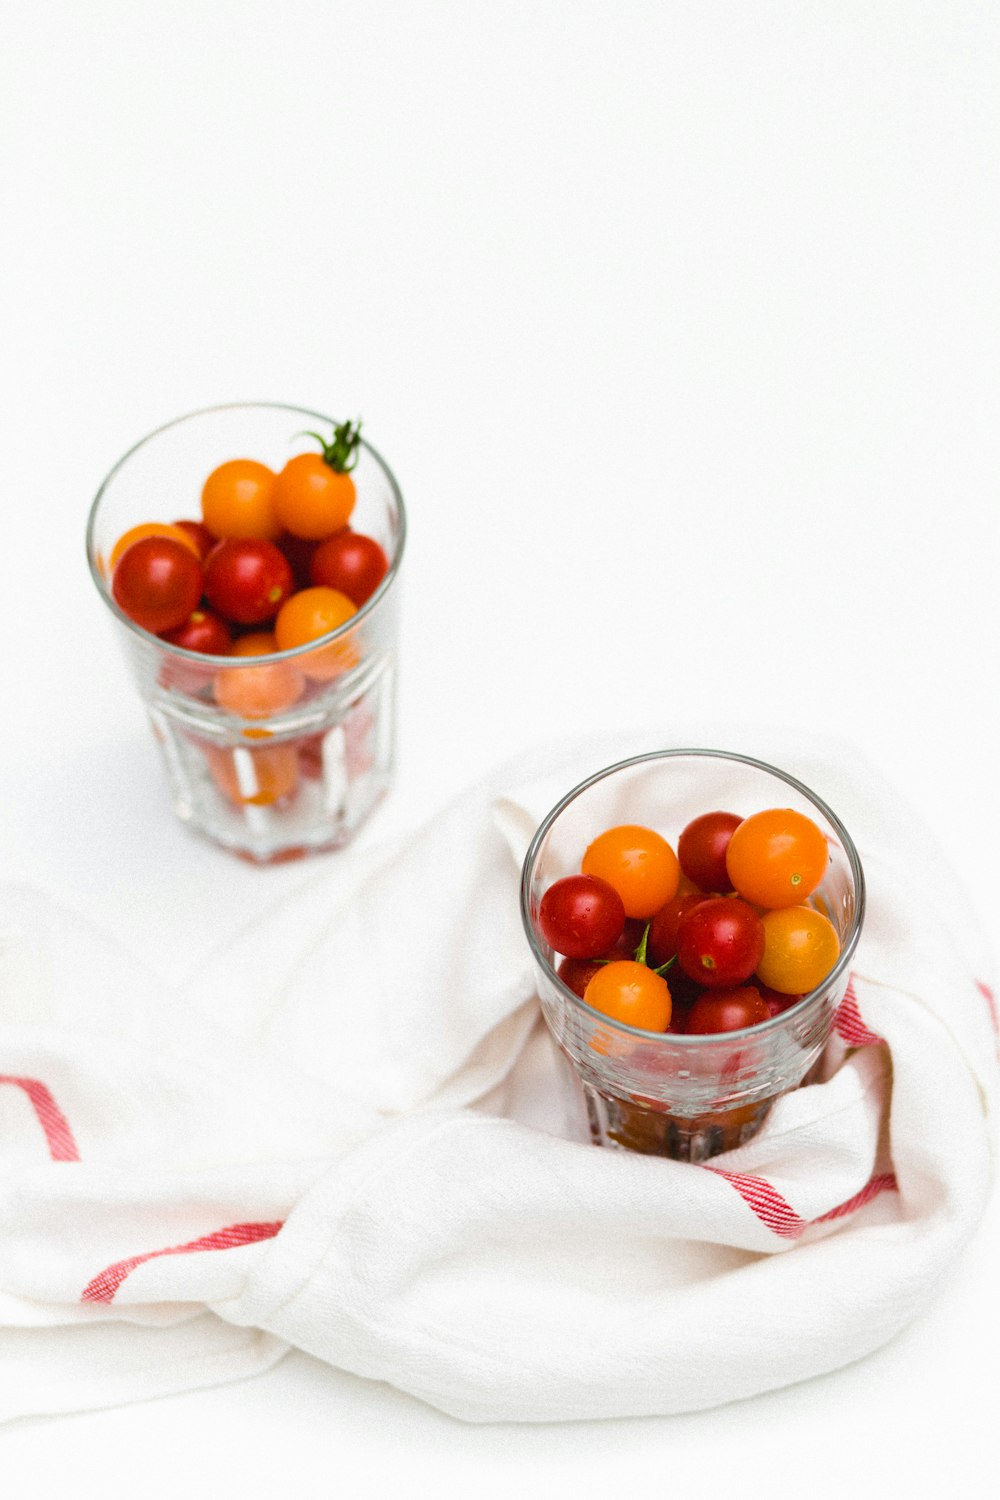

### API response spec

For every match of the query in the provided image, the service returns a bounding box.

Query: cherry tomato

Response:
[538,874,626,959]
[677,811,742,892]
[756,906,841,994]
[172,519,216,560]
[272,453,357,539]
[201,459,279,540]
[204,539,293,626]
[278,532,319,590]
[557,934,654,1001]
[110,523,203,571]
[581,825,680,919]
[557,955,604,1000]
[203,742,299,806]
[230,631,278,655]
[583,960,672,1032]
[726,808,829,909]
[162,608,232,655]
[293,730,327,781]
[274,586,358,680]
[112,537,204,634]
[676,897,765,988]
[213,653,305,719]
[647,891,714,967]
[754,982,802,1017]
[310,529,389,606]
[686,986,771,1034]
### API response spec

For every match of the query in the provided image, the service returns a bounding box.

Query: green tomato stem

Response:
[300,417,363,474]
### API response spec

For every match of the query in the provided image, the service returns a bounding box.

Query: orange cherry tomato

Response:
[725,808,829,909]
[271,453,357,540]
[201,459,279,540]
[583,960,672,1031]
[109,522,202,570]
[231,631,278,656]
[274,586,358,680]
[212,646,305,718]
[581,824,680,919]
[756,906,841,994]
[203,743,299,806]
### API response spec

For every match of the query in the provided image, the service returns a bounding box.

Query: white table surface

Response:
[2,4,997,1494]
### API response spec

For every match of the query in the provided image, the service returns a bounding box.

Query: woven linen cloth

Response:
[0,735,996,1424]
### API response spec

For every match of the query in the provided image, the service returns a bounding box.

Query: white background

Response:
[1,2,997,1495]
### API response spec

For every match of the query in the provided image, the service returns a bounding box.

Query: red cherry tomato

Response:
[754,982,803,1018]
[162,608,233,654]
[204,539,294,626]
[278,532,319,590]
[172,519,216,560]
[112,537,204,634]
[538,874,626,959]
[647,891,714,967]
[310,529,389,607]
[676,897,765,989]
[686,986,771,1034]
[110,522,202,570]
[677,811,742,892]
[556,935,637,998]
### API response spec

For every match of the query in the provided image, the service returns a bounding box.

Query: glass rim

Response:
[519,746,867,1047]
[85,400,407,668]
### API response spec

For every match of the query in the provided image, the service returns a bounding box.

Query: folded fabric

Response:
[0,735,996,1423]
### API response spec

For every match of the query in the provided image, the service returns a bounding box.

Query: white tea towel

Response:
[0,737,996,1423]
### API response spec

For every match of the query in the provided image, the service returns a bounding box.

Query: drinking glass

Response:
[521,749,865,1160]
[87,403,405,863]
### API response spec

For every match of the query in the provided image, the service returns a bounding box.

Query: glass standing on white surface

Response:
[87,403,406,863]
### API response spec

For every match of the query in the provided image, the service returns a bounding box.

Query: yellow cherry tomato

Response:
[756,906,841,994]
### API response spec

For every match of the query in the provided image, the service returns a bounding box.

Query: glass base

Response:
[149,666,395,861]
[581,1083,773,1161]
[554,1045,779,1162]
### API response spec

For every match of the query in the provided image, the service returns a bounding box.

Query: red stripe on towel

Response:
[705,1169,805,1239]
[708,1168,899,1239]
[0,1075,80,1161]
[81,1220,284,1304]
[834,979,884,1049]
[813,1171,898,1222]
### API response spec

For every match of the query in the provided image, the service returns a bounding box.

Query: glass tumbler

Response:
[87,403,406,863]
[520,749,865,1161]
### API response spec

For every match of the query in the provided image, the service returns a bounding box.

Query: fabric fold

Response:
[0,737,995,1423]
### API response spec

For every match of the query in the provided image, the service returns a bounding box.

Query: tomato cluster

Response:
[536,807,841,1035]
[108,418,389,713]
